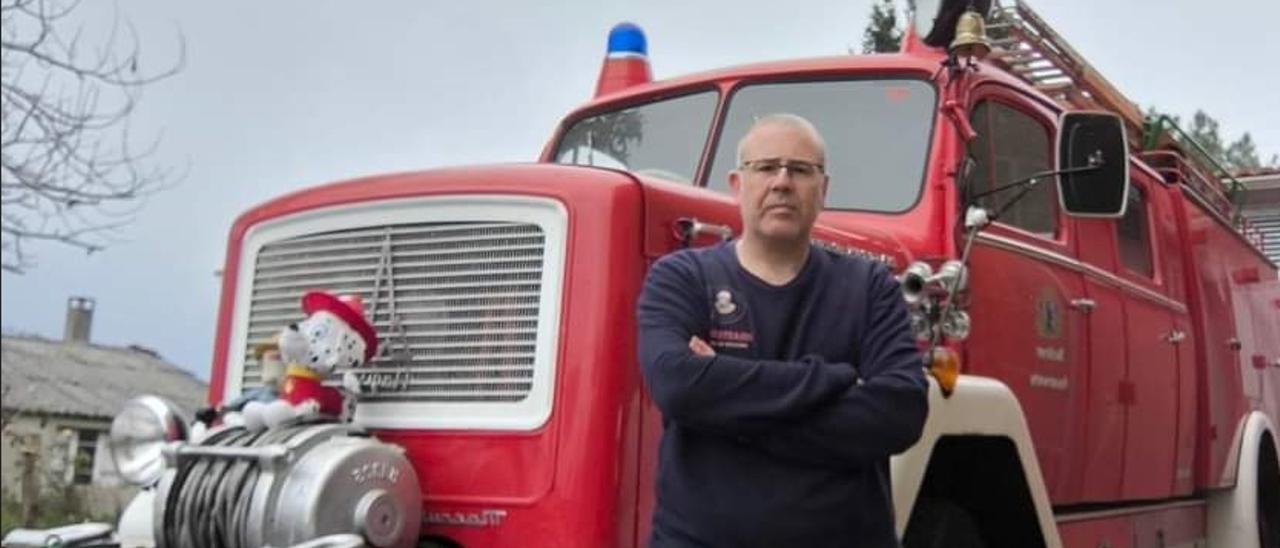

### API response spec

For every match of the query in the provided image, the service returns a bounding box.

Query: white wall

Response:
[1,413,136,517]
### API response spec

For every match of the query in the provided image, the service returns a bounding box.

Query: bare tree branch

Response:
[1,0,184,273]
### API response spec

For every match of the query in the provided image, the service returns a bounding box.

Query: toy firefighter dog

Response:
[242,291,378,430]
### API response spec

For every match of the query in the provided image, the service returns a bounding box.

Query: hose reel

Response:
[155,422,421,548]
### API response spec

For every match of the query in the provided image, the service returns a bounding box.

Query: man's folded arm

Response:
[751,264,929,468]
[751,363,927,468]
[637,255,858,435]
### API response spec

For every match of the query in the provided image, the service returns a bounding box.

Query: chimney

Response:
[64,296,94,343]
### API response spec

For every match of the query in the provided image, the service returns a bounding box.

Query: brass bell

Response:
[950,9,992,59]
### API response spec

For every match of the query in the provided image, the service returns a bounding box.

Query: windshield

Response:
[554,91,717,184]
[707,79,936,212]
[553,78,936,212]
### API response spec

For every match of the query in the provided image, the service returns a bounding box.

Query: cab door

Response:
[1114,178,1182,500]
[962,92,1088,501]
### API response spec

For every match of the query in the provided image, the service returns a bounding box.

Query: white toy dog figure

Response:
[241,291,377,430]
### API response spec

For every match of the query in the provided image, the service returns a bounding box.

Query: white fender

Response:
[891,375,1063,548]
[116,487,156,547]
[1207,411,1278,548]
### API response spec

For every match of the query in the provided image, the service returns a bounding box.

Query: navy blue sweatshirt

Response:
[636,242,928,548]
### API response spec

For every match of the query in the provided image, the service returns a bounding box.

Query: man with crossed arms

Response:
[637,113,928,547]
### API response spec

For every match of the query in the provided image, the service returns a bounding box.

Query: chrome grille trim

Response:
[225,196,567,431]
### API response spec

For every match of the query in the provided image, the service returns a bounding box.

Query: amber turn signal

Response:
[928,347,960,398]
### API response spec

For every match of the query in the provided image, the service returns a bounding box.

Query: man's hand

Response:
[689,336,716,357]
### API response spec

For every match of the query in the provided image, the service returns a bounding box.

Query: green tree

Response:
[1187,110,1225,162]
[1224,133,1262,171]
[1146,106,1277,171]
[861,0,902,54]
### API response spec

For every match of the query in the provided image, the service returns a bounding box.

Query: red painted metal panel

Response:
[1073,218,1128,503]
[1116,175,1180,501]
[213,165,649,547]
[1059,515,1133,548]
[967,233,1087,501]
[1132,503,1205,548]
[1058,502,1205,548]
[1119,292,1178,500]
[1147,178,1199,496]
[1170,189,1248,488]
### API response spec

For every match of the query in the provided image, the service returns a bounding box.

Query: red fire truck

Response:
[10,1,1275,547]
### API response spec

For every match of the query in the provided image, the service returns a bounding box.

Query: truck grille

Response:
[241,221,546,403]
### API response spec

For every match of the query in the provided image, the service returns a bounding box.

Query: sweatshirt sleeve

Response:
[752,263,928,468]
[637,252,859,435]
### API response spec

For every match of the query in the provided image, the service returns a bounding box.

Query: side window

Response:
[1116,184,1153,277]
[968,101,1056,235]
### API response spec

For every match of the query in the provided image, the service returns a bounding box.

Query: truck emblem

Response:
[714,290,737,315]
[425,509,508,528]
[351,228,415,394]
[1035,290,1062,339]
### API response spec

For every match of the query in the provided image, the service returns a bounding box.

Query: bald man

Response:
[636,114,928,547]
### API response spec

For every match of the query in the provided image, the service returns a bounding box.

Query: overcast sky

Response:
[3,0,1277,380]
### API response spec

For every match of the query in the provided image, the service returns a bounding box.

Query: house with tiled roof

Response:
[1237,168,1280,267]
[0,297,206,518]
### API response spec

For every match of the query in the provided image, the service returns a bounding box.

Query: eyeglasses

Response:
[739,158,826,180]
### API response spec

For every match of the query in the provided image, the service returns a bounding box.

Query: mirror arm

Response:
[966,170,1047,203]
[990,182,1038,222]
[946,160,1102,327]
[943,158,1105,347]
[962,162,1102,212]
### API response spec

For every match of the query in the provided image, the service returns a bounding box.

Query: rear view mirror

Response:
[1056,112,1129,218]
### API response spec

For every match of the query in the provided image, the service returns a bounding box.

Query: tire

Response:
[903,497,987,548]
[1260,439,1280,548]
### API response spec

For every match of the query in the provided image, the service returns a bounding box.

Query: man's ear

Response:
[728,171,743,197]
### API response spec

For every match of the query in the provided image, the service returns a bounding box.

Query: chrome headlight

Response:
[110,395,189,486]
[941,309,971,341]
[934,260,968,293]
[900,261,933,306]
[909,310,933,342]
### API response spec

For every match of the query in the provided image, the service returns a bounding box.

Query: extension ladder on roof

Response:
[985,0,1245,224]
[984,0,1145,139]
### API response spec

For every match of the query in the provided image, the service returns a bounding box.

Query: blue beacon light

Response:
[606,23,647,58]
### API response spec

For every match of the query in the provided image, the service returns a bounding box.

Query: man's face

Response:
[729,123,829,244]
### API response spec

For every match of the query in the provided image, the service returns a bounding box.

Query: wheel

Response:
[902,497,987,548]
[1260,438,1280,548]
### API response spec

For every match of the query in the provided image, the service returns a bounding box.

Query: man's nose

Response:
[767,170,796,191]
